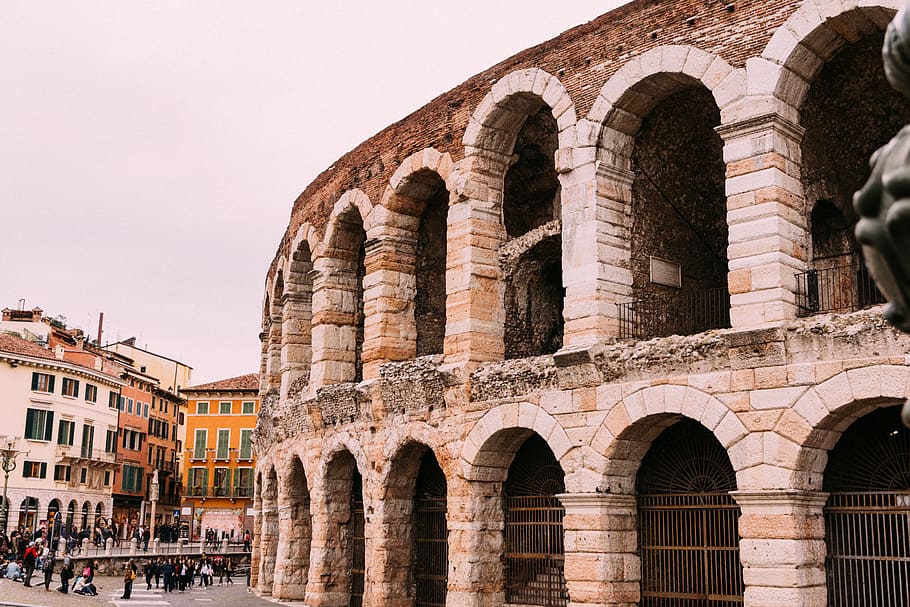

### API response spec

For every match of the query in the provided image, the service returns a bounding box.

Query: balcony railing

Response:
[183,485,253,499]
[56,446,118,466]
[185,485,207,498]
[795,263,885,316]
[151,460,176,474]
[618,287,731,340]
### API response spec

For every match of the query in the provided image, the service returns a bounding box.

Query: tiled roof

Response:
[184,373,259,392]
[0,332,57,361]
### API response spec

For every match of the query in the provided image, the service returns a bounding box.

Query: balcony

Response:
[618,287,731,340]
[796,263,885,316]
[185,485,207,498]
[150,459,176,475]
[56,445,118,467]
[187,448,214,462]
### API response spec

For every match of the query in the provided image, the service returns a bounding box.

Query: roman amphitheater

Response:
[251,0,910,605]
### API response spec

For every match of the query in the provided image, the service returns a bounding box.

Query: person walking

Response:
[121,560,136,599]
[22,541,37,587]
[42,549,55,591]
[224,558,234,585]
[57,553,73,593]
[145,559,154,590]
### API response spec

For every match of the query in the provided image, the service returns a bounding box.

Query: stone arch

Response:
[785,365,910,490]
[273,454,312,601]
[760,1,900,112]
[591,385,751,494]
[372,149,455,362]
[264,267,286,392]
[281,223,320,396]
[311,190,373,387]
[587,46,741,161]
[461,402,574,482]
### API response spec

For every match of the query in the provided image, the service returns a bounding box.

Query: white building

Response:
[0,333,122,535]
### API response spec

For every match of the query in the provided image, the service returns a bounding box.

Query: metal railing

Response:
[183,485,253,499]
[618,287,731,340]
[795,262,885,316]
[56,446,118,465]
[503,495,567,607]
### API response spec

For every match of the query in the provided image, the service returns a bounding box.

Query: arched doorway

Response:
[18,497,39,531]
[65,500,77,536]
[824,405,910,606]
[637,418,742,606]
[503,434,567,606]
[413,450,447,607]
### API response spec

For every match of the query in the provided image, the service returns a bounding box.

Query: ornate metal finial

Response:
[854,5,910,426]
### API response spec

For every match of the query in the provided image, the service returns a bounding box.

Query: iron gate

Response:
[414,495,447,607]
[823,406,910,607]
[638,493,744,606]
[349,475,365,607]
[503,435,567,607]
[637,419,743,607]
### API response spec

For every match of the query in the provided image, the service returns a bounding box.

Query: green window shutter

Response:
[48,375,55,393]
[24,409,35,439]
[39,462,47,478]
[31,373,38,391]
[45,412,54,441]
[216,429,229,459]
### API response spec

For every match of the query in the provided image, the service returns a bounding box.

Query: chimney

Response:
[97,312,104,346]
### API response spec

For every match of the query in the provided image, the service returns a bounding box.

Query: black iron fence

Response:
[795,263,885,316]
[618,287,731,340]
[503,495,567,607]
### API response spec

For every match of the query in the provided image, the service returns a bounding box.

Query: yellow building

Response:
[180,373,258,540]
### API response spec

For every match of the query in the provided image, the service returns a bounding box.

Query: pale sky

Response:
[1,1,629,384]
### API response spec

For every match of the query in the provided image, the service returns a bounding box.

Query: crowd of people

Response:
[0,523,244,600]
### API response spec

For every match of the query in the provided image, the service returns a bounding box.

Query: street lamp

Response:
[0,436,28,534]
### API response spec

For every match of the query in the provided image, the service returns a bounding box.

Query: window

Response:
[213,467,230,496]
[127,398,133,414]
[193,429,207,460]
[79,467,87,484]
[219,402,232,415]
[121,465,143,492]
[239,429,253,460]
[105,429,117,454]
[22,461,47,479]
[118,395,125,411]
[84,383,98,403]
[234,467,254,496]
[216,429,230,460]
[178,411,185,425]
[24,408,54,441]
[62,377,79,398]
[31,372,54,393]
[144,403,149,418]
[188,467,208,496]
[57,419,75,446]
[109,391,119,409]
[242,401,255,415]
[53,464,71,482]
[81,424,94,458]
[104,471,111,486]
[196,402,209,415]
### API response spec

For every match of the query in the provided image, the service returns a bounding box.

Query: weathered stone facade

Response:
[253,1,910,605]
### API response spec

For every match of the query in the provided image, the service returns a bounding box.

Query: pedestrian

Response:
[121,560,136,599]
[242,529,251,552]
[145,559,154,590]
[57,555,73,593]
[224,558,234,585]
[22,541,37,587]
[154,557,162,588]
[42,548,55,591]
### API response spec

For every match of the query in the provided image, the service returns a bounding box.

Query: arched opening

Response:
[503,434,567,606]
[637,418,742,606]
[95,503,105,528]
[823,405,910,606]
[414,174,449,357]
[268,272,285,390]
[620,81,728,339]
[504,235,564,358]
[18,497,39,531]
[413,450,447,607]
[797,30,903,315]
[284,241,314,392]
[82,501,91,530]
[501,105,564,358]
[47,498,60,521]
[275,457,312,600]
[66,500,77,534]
[321,450,365,607]
[350,468,365,606]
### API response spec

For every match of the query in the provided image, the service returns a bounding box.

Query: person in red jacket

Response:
[22,541,38,587]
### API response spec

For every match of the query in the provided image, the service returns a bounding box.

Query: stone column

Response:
[258,500,279,596]
[444,152,509,365]
[310,257,361,389]
[249,499,261,589]
[446,478,504,607]
[717,113,808,328]
[361,231,418,380]
[267,310,283,391]
[305,485,354,607]
[280,290,313,399]
[272,495,311,601]
[558,493,639,607]
[731,490,828,607]
[560,160,633,346]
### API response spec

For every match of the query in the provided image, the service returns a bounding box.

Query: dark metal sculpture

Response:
[854,5,910,426]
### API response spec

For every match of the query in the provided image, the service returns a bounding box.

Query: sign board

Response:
[181,507,193,516]
[650,256,681,288]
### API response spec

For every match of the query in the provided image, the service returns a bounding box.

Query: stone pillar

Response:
[310,257,361,388]
[272,497,311,600]
[717,113,808,328]
[558,493,639,607]
[446,478,503,607]
[304,488,350,607]
[280,291,313,399]
[365,475,414,607]
[105,537,113,556]
[731,490,828,607]
[249,506,261,589]
[361,231,418,380]
[561,161,633,346]
[258,501,279,596]
[444,152,509,365]
[267,310,283,391]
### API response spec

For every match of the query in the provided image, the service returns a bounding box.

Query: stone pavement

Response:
[0,575,276,607]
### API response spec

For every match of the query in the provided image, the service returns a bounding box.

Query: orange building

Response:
[180,373,258,540]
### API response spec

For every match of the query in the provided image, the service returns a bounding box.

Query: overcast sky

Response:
[1,1,629,384]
